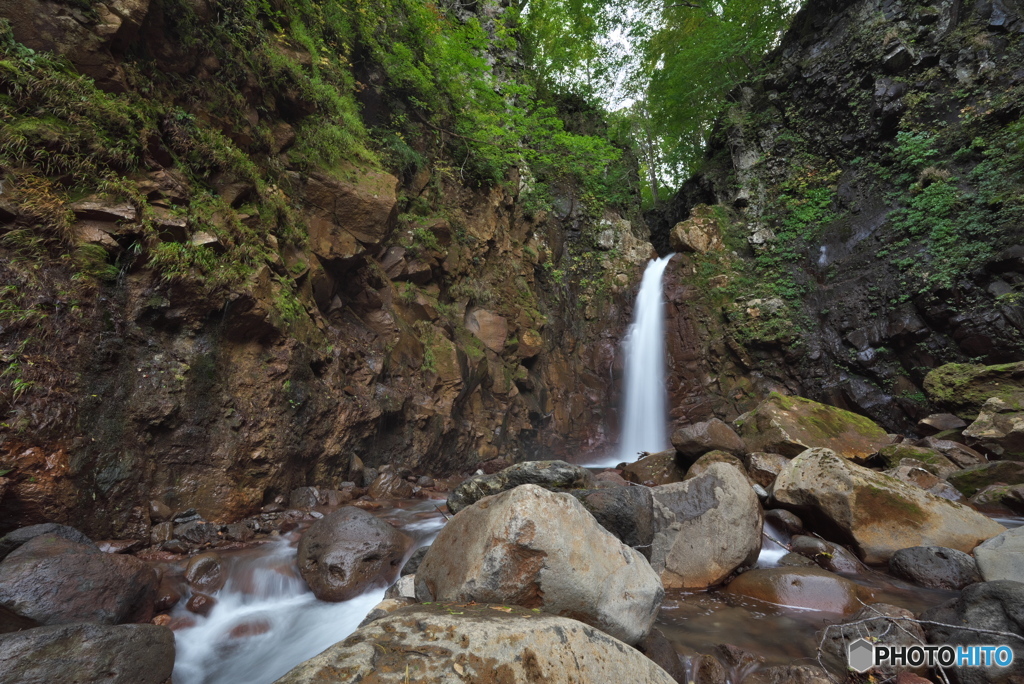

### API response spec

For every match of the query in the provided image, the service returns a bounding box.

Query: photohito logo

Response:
[847,639,1015,673]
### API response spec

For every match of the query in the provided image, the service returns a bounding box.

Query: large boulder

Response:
[921,581,1024,684]
[964,397,1024,459]
[571,486,655,559]
[889,546,982,590]
[683,450,750,483]
[876,443,960,479]
[947,461,1024,498]
[274,603,677,684]
[671,418,746,459]
[621,450,686,486]
[297,507,411,602]
[650,463,762,589]
[0,523,93,562]
[0,622,175,684]
[885,463,969,504]
[771,449,1004,563]
[303,168,399,260]
[917,436,988,468]
[0,534,157,631]
[816,604,926,681]
[723,567,871,614]
[735,393,890,461]
[415,484,663,646]
[446,460,593,514]
[668,205,724,254]
[974,527,1024,583]
[923,361,1024,420]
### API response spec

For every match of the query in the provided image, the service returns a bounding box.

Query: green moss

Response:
[924,362,1024,419]
[857,483,927,527]
[772,392,887,441]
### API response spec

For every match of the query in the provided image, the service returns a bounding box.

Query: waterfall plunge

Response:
[617,254,674,463]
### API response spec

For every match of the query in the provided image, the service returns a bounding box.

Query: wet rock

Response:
[724,567,870,614]
[416,485,663,646]
[223,523,254,543]
[974,527,1024,583]
[735,393,890,461]
[185,593,216,616]
[153,575,181,612]
[276,603,677,683]
[671,418,746,459]
[923,361,1024,420]
[964,397,1024,458]
[0,534,157,630]
[595,470,630,486]
[690,653,727,684]
[621,450,686,486]
[400,546,429,577]
[173,520,221,547]
[772,448,1004,563]
[921,581,1024,684]
[790,535,867,574]
[886,464,970,503]
[947,461,1024,498]
[0,622,175,684]
[161,540,188,555]
[288,487,321,509]
[383,575,416,601]
[743,665,833,684]
[651,463,762,589]
[184,552,224,593]
[917,437,988,469]
[368,467,415,499]
[744,452,791,487]
[357,597,416,628]
[918,413,968,435]
[778,552,817,567]
[464,307,508,352]
[297,506,411,602]
[888,546,981,590]
[971,483,1024,513]
[0,524,93,562]
[635,628,687,683]
[817,603,926,680]
[712,643,765,673]
[446,460,593,514]
[97,539,144,554]
[415,475,435,488]
[683,450,750,483]
[876,443,960,478]
[764,508,805,536]
[148,500,173,523]
[150,522,173,545]
[572,485,655,559]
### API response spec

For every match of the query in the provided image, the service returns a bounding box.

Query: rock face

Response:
[274,603,677,684]
[0,534,157,630]
[772,449,1004,563]
[0,622,175,684]
[650,463,762,588]
[297,507,411,602]
[921,581,1024,684]
[446,461,593,514]
[303,169,399,260]
[888,546,981,590]
[974,527,1024,583]
[415,485,663,646]
[669,204,724,254]
[671,418,746,458]
[924,362,1024,420]
[736,393,890,461]
[724,567,870,614]
[964,397,1024,459]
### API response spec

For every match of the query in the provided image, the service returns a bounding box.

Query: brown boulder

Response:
[303,169,398,260]
[683,450,750,483]
[668,205,723,254]
[963,397,1024,459]
[724,567,871,614]
[297,507,410,602]
[744,452,790,487]
[0,534,157,630]
[464,307,508,353]
[621,450,685,486]
[671,418,746,459]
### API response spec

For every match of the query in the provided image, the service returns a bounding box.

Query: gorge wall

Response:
[0,0,653,537]
[652,0,1024,433]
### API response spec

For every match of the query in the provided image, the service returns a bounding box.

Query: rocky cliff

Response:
[652,0,1024,432]
[0,0,653,537]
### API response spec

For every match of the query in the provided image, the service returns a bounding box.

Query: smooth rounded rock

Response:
[790,535,867,574]
[975,527,1024,583]
[724,567,871,614]
[297,507,411,602]
[273,603,677,684]
[888,546,981,590]
[816,603,925,680]
[416,484,663,646]
[621,450,686,486]
[184,552,223,593]
[671,418,746,459]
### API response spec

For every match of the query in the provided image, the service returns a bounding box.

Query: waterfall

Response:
[616,254,674,463]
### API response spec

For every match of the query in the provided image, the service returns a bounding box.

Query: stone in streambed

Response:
[964,397,1024,458]
[771,448,1004,563]
[735,392,890,461]
[446,460,592,514]
[947,460,1024,498]
[745,452,791,487]
[790,535,867,574]
[816,603,926,681]
[297,506,411,602]
[885,463,969,503]
[0,622,175,684]
[0,523,94,562]
[970,483,1024,513]
[621,450,686,485]
[651,463,762,589]
[275,603,677,684]
[683,450,750,483]
[184,552,223,593]
[571,485,655,559]
[888,546,981,590]
[416,484,662,646]
[724,567,871,614]
[0,534,157,631]
[671,418,746,459]
[974,527,1024,583]
[743,666,833,684]
[876,443,960,479]
[923,361,1024,420]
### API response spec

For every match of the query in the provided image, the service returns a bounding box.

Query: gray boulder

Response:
[651,463,762,589]
[975,527,1024,583]
[964,397,1024,458]
[816,604,926,681]
[273,603,677,683]
[889,546,981,590]
[572,485,655,559]
[0,622,174,684]
[447,460,593,514]
[297,507,411,602]
[0,524,93,562]
[415,484,663,646]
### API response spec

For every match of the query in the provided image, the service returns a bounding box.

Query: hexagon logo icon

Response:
[848,638,875,673]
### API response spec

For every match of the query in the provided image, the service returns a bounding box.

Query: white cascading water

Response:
[590,254,674,467]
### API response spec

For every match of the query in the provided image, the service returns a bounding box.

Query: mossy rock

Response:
[947,461,1024,498]
[877,444,959,478]
[923,362,1024,420]
[736,392,889,462]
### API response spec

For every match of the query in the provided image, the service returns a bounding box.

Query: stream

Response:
[165,497,1024,684]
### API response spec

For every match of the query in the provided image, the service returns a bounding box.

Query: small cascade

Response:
[616,254,674,464]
